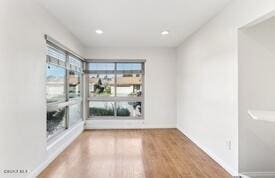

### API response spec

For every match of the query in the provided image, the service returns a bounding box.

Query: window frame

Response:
[86,59,145,120]
[46,42,84,141]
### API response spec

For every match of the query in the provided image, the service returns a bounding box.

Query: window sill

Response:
[88,117,144,120]
[47,120,84,149]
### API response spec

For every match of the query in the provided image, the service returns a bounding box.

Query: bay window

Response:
[45,36,145,139]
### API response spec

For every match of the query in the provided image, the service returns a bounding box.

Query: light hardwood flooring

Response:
[38,129,231,178]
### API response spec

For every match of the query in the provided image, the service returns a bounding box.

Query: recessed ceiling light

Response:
[161,30,169,35]
[95,29,103,34]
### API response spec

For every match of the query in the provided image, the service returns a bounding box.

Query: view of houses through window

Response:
[46,44,83,139]
[88,62,144,119]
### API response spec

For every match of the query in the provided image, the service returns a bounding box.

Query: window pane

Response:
[69,55,82,68]
[117,63,142,71]
[47,107,66,139]
[89,102,115,117]
[89,74,115,97]
[117,102,142,117]
[69,103,81,126]
[69,71,81,99]
[46,64,66,103]
[116,73,142,97]
[47,46,66,62]
[89,63,115,71]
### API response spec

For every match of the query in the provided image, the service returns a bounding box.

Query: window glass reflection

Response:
[89,74,115,97]
[117,102,142,117]
[89,102,115,117]
[69,71,81,99]
[47,107,66,138]
[116,74,142,97]
[69,103,81,126]
[46,64,66,103]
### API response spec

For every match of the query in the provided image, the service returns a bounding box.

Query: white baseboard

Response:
[85,119,176,129]
[27,121,84,178]
[239,174,251,178]
[177,124,238,177]
[240,172,275,177]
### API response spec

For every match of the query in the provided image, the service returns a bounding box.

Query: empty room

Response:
[1,0,275,178]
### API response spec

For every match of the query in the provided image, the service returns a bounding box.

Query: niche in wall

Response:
[238,13,275,176]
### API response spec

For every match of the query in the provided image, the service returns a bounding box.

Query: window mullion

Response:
[65,52,70,129]
[84,62,89,120]
[141,63,145,118]
[114,62,117,117]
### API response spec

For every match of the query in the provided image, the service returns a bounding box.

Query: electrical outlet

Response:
[226,140,232,150]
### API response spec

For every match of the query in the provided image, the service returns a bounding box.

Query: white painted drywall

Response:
[176,0,275,176]
[2,0,275,177]
[0,0,84,177]
[37,0,231,47]
[239,17,275,174]
[84,47,177,129]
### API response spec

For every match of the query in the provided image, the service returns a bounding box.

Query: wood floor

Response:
[39,129,231,178]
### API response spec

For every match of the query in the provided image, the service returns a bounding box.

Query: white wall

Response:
[239,17,275,175]
[176,0,275,176]
[2,0,275,177]
[84,47,177,129]
[0,0,84,177]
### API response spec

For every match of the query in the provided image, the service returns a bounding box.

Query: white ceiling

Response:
[38,0,231,47]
